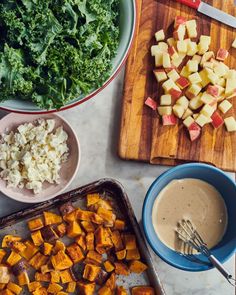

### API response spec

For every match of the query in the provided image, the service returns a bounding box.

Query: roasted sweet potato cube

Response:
[2,236,21,248]
[12,259,28,276]
[43,243,53,256]
[111,231,123,251]
[97,207,115,223]
[116,286,128,295]
[114,262,129,276]
[77,210,94,221]
[77,281,96,295]
[32,287,48,295]
[63,210,77,223]
[83,264,101,282]
[81,221,95,233]
[114,220,125,231]
[21,241,39,260]
[29,252,48,270]
[41,226,59,243]
[66,281,76,292]
[6,251,22,266]
[98,286,112,295]
[90,213,103,224]
[131,286,155,295]
[31,230,44,246]
[0,290,14,295]
[126,249,140,260]
[17,272,30,286]
[50,271,60,283]
[60,269,74,284]
[67,221,82,238]
[129,260,148,274]
[55,223,67,238]
[95,227,113,248]
[86,233,94,251]
[84,251,102,266]
[0,250,6,263]
[35,272,51,282]
[123,234,137,250]
[10,241,26,253]
[95,269,109,286]
[95,246,106,255]
[66,244,84,264]
[41,264,53,274]
[53,240,66,254]
[28,218,44,231]
[57,292,68,295]
[75,235,86,252]
[59,202,75,216]
[43,211,62,225]
[7,282,22,295]
[87,193,100,207]
[51,251,73,270]
[97,199,113,211]
[28,281,42,292]
[105,273,116,290]
[47,283,63,294]
[103,261,114,273]
[0,283,5,290]
[116,249,126,260]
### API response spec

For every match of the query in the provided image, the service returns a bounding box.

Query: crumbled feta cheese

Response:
[0,119,69,194]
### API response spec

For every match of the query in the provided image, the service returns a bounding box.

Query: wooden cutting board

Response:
[119,0,236,171]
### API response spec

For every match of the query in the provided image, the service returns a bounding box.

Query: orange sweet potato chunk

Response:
[2,236,21,248]
[29,252,48,270]
[21,241,39,260]
[123,234,137,250]
[55,223,67,238]
[131,286,155,295]
[103,261,114,273]
[43,243,53,256]
[126,249,140,260]
[129,260,148,274]
[114,262,130,276]
[116,249,126,260]
[81,221,95,233]
[31,230,44,246]
[66,244,84,264]
[98,286,112,295]
[32,287,48,295]
[66,281,76,293]
[60,269,74,284]
[35,272,51,282]
[105,273,116,290]
[7,282,22,295]
[77,281,96,295]
[0,250,6,263]
[111,231,123,251]
[44,211,62,225]
[28,218,44,231]
[51,251,73,270]
[83,264,101,282]
[114,219,125,231]
[87,194,100,207]
[67,221,83,238]
[95,227,113,248]
[86,233,94,251]
[116,286,128,295]
[75,235,87,252]
[84,250,102,266]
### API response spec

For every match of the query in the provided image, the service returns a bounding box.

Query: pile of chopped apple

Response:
[145,16,236,141]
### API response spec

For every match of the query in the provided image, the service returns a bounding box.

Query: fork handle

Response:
[209,255,236,286]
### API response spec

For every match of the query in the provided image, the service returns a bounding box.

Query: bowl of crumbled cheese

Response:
[0,113,80,203]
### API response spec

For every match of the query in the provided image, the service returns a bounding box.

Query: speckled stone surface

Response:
[0,69,234,295]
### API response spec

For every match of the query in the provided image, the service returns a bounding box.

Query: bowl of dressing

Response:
[142,163,236,271]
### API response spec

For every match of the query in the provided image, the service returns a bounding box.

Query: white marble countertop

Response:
[0,69,235,295]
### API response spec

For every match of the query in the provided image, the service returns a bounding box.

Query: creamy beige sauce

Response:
[152,179,228,253]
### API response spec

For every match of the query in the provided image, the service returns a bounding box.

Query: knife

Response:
[176,0,236,29]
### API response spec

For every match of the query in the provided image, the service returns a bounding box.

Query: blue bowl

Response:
[142,163,236,272]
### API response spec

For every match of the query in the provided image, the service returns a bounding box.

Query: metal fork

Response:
[176,219,236,287]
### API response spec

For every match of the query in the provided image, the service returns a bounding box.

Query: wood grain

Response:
[119,0,236,171]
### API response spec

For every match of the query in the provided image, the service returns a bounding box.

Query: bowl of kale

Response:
[0,0,136,113]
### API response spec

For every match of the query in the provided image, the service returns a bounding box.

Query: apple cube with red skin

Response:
[188,122,201,142]
[211,111,224,129]
[145,97,157,110]
[168,46,179,59]
[169,88,182,100]
[162,114,178,126]
[174,16,187,28]
[173,24,186,41]
[216,48,229,61]
[176,76,190,89]
[206,85,219,97]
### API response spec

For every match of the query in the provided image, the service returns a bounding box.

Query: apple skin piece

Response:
[216,48,229,61]
[206,85,219,97]
[145,97,157,110]
[188,122,201,142]
[169,88,182,100]
[211,111,224,129]
[174,16,187,29]
[162,114,178,126]
[168,46,179,60]
[176,76,190,89]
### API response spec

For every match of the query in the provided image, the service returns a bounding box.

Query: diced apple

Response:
[182,108,193,120]
[183,116,194,128]
[155,52,163,67]
[174,16,187,28]
[176,96,189,110]
[195,114,211,127]
[158,106,172,116]
[185,84,202,99]
[197,43,209,55]
[200,92,215,104]
[186,60,198,72]
[162,53,171,68]
[176,76,190,89]
[224,117,236,132]
[218,100,232,114]
[232,38,236,49]
[199,35,211,47]
[168,46,179,60]
[216,95,225,103]
[216,48,229,61]
[177,40,188,54]
[188,72,202,84]
[211,111,224,129]
[217,77,226,87]
[173,24,186,41]
[186,41,198,56]
[162,78,176,93]
[188,122,201,142]
[209,97,218,109]
[180,66,191,78]
[155,29,165,42]
[189,94,204,110]
[202,62,214,69]
[226,70,236,79]
[167,38,176,47]
[201,104,215,117]
[167,69,180,81]
[173,104,185,118]
[214,62,228,78]
[200,51,215,66]
[145,97,157,110]
[225,77,236,97]
[226,91,236,100]
[169,88,182,100]
[153,69,168,82]
[172,54,185,67]
[160,94,172,106]
[207,70,219,84]
[151,45,162,56]
[193,114,199,120]
[162,114,178,126]
[199,69,211,87]
[157,42,168,52]
[186,20,197,38]
[192,55,202,64]
[206,85,220,97]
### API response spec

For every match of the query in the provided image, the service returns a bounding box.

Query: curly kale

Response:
[0,0,120,109]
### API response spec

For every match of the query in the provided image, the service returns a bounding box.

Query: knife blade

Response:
[176,0,236,29]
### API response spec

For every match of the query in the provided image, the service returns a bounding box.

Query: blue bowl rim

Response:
[142,163,236,272]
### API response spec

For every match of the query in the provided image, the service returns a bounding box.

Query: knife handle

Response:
[176,0,201,9]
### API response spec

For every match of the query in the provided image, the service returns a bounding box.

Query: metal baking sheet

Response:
[0,178,165,295]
